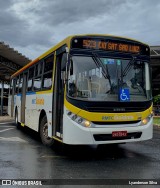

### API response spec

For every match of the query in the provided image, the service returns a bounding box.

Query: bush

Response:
[153,94,160,105]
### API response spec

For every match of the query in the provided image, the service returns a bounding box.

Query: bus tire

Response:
[15,109,20,129]
[40,115,54,146]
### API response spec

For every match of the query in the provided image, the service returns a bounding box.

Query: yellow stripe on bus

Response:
[11,58,39,78]
[64,98,152,122]
[21,123,25,127]
[36,90,52,94]
[52,136,63,143]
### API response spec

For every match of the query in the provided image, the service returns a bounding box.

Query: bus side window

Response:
[42,72,52,89]
[33,76,42,91]
[19,74,23,93]
[33,61,43,91]
[10,79,13,95]
[27,67,34,91]
[13,78,16,95]
[44,54,54,73]
[15,76,19,94]
[35,61,43,77]
[42,54,54,90]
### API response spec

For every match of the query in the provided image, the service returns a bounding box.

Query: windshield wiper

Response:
[122,56,137,77]
[92,53,112,88]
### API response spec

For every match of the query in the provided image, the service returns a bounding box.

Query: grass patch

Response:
[153,117,160,126]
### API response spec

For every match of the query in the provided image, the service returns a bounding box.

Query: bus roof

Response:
[11,34,149,78]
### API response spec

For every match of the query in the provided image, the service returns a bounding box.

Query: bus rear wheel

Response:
[40,115,54,146]
[15,109,21,129]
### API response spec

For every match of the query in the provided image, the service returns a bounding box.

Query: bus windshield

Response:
[67,54,152,102]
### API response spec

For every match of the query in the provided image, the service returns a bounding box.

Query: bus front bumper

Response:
[63,115,153,145]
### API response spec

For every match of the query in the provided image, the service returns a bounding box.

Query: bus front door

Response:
[52,51,66,138]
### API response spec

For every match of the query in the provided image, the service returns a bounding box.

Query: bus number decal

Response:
[32,98,44,105]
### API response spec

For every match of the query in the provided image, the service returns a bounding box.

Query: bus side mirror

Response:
[61,71,65,80]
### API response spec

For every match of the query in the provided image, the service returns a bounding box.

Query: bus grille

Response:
[92,120,141,125]
[93,132,142,141]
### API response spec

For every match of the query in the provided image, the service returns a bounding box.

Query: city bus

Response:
[8,34,153,146]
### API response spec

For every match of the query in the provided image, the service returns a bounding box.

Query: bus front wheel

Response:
[40,115,54,146]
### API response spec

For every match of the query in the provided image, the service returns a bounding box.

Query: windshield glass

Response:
[67,54,151,102]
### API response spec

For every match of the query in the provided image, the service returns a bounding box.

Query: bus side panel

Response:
[24,93,52,133]
[16,95,21,123]
[36,93,52,136]
[8,96,11,116]
[25,93,38,131]
[13,95,16,118]
[13,95,19,118]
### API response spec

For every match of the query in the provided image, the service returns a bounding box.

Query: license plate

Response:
[112,131,127,137]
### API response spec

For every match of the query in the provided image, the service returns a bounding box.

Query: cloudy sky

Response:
[0,0,160,60]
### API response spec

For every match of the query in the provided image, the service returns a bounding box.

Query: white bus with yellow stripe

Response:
[8,34,153,146]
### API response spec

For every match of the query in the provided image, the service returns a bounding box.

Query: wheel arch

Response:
[38,109,47,133]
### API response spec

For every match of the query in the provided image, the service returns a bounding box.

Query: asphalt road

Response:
[0,122,160,187]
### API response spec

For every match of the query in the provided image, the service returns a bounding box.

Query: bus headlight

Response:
[83,120,91,127]
[67,110,91,127]
[141,114,152,126]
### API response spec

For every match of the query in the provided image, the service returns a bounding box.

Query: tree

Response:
[153,94,160,105]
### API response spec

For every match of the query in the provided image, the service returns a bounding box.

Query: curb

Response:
[153,124,160,129]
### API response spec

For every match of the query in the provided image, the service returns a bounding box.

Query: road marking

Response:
[0,137,27,142]
[0,128,15,133]
[0,126,16,128]
[0,122,14,124]
[41,155,66,158]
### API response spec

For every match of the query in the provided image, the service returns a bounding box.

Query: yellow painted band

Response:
[52,136,63,143]
[12,58,39,78]
[64,98,81,115]
[36,90,52,94]
[64,98,152,122]
[21,123,25,127]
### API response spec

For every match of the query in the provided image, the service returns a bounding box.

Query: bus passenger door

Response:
[21,73,27,124]
[52,47,66,138]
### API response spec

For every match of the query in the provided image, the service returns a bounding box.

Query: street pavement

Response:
[0,122,160,187]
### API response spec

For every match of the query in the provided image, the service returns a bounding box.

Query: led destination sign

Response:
[83,40,140,53]
[72,38,141,53]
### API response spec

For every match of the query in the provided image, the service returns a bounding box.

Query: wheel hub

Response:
[43,123,49,139]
